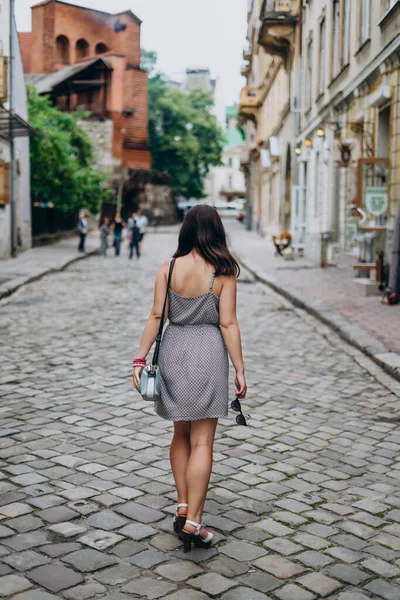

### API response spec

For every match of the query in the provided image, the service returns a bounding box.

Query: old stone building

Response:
[206,106,246,206]
[239,0,299,235]
[20,0,151,206]
[294,0,400,270]
[241,0,400,280]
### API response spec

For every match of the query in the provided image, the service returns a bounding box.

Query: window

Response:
[228,157,233,167]
[318,18,325,94]
[228,176,233,189]
[359,0,371,44]
[342,0,351,64]
[306,38,313,111]
[95,42,109,55]
[76,39,89,60]
[332,0,341,77]
[56,35,70,65]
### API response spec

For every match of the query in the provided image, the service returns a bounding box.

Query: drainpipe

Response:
[9,0,16,258]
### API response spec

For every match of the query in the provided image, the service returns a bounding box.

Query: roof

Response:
[30,1,142,25]
[223,128,244,149]
[25,57,113,94]
[226,105,238,118]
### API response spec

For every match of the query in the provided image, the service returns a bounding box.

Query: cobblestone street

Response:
[2,232,400,600]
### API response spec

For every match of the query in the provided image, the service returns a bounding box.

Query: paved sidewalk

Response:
[226,220,400,382]
[0,235,99,300]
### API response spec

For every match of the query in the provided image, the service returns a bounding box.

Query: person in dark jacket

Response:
[113,213,124,256]
[129,219,141,259]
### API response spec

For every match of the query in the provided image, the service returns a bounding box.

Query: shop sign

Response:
[364,186,388,216]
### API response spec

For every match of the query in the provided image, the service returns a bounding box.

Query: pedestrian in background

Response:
[135,209,149,251]
[129,219,141,259]
[98,217,110,256]
[133,205,247,553]
[78,213,89,253]
[113,213,124,256]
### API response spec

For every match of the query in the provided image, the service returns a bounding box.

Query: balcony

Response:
[240,144,251,169]
[241,62,251,77]
[243,47,252,62]
[258,0,298,60]
[0,56,8,103]
[238,86,261,123]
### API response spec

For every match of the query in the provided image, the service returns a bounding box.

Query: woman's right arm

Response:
[219,276,247,398]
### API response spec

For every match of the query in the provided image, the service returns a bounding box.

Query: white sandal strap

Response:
[185,519,202,533]
[177,503,188,508]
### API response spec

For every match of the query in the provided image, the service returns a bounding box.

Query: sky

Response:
[15,0,248,124]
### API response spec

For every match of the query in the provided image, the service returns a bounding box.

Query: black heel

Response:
[177,516,186,535]
[192,535,212,549]
[182,532,192,553]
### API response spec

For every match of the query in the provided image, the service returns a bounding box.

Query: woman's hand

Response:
[235,371,247,399]
[133,366,144,392]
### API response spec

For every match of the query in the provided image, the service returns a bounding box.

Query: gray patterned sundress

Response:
[156,271,229,421]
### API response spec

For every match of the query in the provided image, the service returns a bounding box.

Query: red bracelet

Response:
[132,358,146,368]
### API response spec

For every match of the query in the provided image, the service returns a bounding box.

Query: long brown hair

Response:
[174,205,240,277]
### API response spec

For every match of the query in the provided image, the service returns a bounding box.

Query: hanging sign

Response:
[364,186,388,216]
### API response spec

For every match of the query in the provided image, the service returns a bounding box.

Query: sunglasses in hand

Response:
[231,397,251,426]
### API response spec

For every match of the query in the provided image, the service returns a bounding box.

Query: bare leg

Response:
[183,418,218,538]
[170,421,191,514]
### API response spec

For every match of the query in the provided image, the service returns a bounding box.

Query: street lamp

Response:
[186,123,193,131]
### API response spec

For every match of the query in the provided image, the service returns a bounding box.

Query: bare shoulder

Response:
[219,274,237,293]
[157,260,170,277]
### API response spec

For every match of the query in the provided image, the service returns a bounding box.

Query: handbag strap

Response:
[152,258,176,365]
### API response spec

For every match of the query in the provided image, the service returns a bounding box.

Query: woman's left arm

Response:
[133,261,169,390]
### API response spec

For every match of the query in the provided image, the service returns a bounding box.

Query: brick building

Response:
[19,0,151,189]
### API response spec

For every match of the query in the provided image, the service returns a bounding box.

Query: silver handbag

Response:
[139,258,176,401]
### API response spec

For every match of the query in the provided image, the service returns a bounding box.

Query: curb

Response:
[0,248,97,301]
[233,252,400,384]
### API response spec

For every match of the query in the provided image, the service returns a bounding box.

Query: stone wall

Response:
[141,184,176,224]
[79,119,121,185]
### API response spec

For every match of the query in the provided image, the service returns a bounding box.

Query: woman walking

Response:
[98,217,110,256]
[133,205,246,552]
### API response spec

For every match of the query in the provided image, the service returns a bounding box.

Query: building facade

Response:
[20,0,150,189]
[0,0,32,259]
[294,0,400,266]
[206,106,246,205]
[241,0,400,271]
[239,0,299,236]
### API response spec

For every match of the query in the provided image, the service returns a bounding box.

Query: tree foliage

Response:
[28,86,109,213]
[142,50,224,199]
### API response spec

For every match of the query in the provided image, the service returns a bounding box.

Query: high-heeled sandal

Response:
[173,503,188,536]
[182,519,214,553]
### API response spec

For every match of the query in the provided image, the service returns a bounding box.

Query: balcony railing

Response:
[258,0,298,59]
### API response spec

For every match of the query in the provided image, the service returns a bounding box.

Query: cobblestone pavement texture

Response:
[1,231,400,599]
[225,220,400,357]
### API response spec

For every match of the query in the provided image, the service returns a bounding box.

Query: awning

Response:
[0,107,37,140]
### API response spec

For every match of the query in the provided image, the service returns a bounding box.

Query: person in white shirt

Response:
[135,210,149,250]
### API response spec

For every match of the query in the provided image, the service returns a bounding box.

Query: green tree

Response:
[142,50,224,198]
[28,86,109,214]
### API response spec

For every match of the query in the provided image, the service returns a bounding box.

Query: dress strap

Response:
[209,271,216,293]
